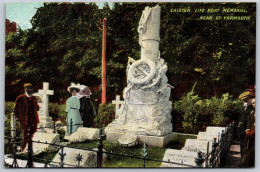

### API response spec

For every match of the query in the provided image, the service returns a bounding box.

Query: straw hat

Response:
[67,83,80,93]
[238,91,251,101]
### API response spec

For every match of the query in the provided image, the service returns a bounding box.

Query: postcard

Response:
[4,1,256,168]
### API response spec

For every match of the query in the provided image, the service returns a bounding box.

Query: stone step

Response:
[223,140,241,168]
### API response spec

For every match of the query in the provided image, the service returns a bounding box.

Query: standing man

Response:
[14,83,39,151]
[238,91,254,163]
[78,85,96,127]
[243,98,255,167]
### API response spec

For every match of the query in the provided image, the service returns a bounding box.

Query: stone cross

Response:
[112,95,124,118]
[38,82,54,118]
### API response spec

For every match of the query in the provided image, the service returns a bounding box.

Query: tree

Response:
[5,2,256,102]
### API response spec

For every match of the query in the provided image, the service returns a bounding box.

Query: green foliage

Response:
[70,140,168,167]
[49,103,66,124]
[5,2,256,103]
[173,84,244,133]
[93,103,115,128]
[159,3,256,98]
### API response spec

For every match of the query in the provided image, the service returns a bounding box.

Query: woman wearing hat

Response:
[77,85,96,127]
[66,83,83,135]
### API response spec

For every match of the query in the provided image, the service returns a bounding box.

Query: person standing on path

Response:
[243,97,255,167]
[77,85,96,127]
[66,83,82,135]
[238,91,254,163]
[14,83,39,151]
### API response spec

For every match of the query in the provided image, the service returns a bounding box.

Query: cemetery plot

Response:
[50,147,97,167]
[197,132,221,142]
[161,149,198,167]
[206,126,226,134]
[182,139,212,155]
[24,132,60,155]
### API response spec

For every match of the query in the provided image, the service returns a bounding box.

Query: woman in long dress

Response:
[66,84,83,135]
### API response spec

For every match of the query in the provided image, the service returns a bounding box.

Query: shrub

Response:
[173,83,244,133]
[93,103,115,128]
[49,103,66,124]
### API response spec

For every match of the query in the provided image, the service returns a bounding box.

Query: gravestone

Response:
[105,5,176,147]
[24,132,60,155]
[182,139,212,156]
[33,82,54,128]
[161,149,198,167]
[65,127,100,143]
[206,126,226,133]
[50,147,97,167]
[197,132,221,142]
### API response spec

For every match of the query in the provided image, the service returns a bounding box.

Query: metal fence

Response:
[4,113,234,168]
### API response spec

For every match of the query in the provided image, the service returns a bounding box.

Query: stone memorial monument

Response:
[105,5,175,147]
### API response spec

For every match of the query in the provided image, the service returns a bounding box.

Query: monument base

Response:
[106,131,177,148]
[38,116,53,128]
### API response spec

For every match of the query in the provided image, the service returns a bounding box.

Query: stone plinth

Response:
[106,132,177,148]
[39,116,53,128]
[137,132,177,147]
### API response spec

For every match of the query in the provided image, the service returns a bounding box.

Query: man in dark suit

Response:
[14,83,39,151]
[238,91,254,164]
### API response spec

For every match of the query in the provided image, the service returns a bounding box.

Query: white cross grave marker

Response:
[112,95,124,119]
[38,82,54,118]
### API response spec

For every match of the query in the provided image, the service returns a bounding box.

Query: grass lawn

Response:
[11,140,183,168]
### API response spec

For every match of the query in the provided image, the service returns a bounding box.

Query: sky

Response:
[6,2,113,30]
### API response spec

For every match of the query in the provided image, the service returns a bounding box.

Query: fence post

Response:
[232,121,235,138]
[11,112,16,139]
[53,120,56,133]
[210,138,217,167]
[59,146,66,168]
[11,138,19,168]
[206,141,209,167]
[70,119,73,135]
[220,130,225,166]
[224,127,229,151]
[44,159,50,168]
[195,150,203,167]
[141,143,147,168]
[26,134,34,168]
[95,99,99,116]
[97,129,103,168]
